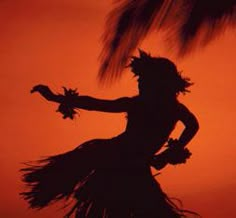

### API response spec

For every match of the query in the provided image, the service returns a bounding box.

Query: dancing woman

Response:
[21,50,199,218]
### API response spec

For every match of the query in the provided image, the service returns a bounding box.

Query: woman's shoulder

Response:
[175,101,195,119]
[126,95,139,104]
[176,101,190,111]
[125,96,141,112]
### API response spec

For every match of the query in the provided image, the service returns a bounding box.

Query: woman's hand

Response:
[150,153,169,170]
[31,84,56,101]
[31,85,78,119]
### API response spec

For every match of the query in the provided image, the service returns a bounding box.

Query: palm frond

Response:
[99,0,165,82]
[178,0,236,54]
[99,0,236,82]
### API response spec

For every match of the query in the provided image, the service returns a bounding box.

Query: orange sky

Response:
[0,1,236,217]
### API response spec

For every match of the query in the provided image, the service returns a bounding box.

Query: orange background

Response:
[0,1,235,217]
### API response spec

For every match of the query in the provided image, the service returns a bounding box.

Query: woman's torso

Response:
[122,96,179,157]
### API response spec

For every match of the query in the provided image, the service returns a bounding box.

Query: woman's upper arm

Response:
[96,97,132,112]
[178,103,199,130]
[74,96,132,112]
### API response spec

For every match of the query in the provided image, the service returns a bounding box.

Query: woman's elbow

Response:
[185,118,199,135]
[192,119,200,134]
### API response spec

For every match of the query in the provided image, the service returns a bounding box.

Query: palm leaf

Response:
[99,0,236,81]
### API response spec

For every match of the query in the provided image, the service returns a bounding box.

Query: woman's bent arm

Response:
[177,104,199,147]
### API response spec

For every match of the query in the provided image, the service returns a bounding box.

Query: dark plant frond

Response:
[99,0,165,82]
[99,0,236,82]
[177,0,236,54]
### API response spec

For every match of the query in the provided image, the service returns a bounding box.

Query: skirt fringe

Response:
[20,138,198,218]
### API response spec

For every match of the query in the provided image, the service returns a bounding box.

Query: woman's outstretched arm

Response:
[31,84,131,113]
[69,96,131,112]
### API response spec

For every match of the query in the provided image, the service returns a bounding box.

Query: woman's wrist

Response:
[56,87,79,119]
[52,94,64,103]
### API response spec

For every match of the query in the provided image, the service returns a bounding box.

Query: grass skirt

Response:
[21,137,193,218]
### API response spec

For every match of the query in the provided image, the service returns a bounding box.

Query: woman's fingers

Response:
[31,85,49,94]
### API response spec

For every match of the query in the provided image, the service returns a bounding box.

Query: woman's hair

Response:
[129,49,193,94]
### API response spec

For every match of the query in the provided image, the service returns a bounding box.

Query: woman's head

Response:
[129,50,192,96]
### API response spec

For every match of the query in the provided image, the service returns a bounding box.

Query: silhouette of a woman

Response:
[21,50,199,218]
